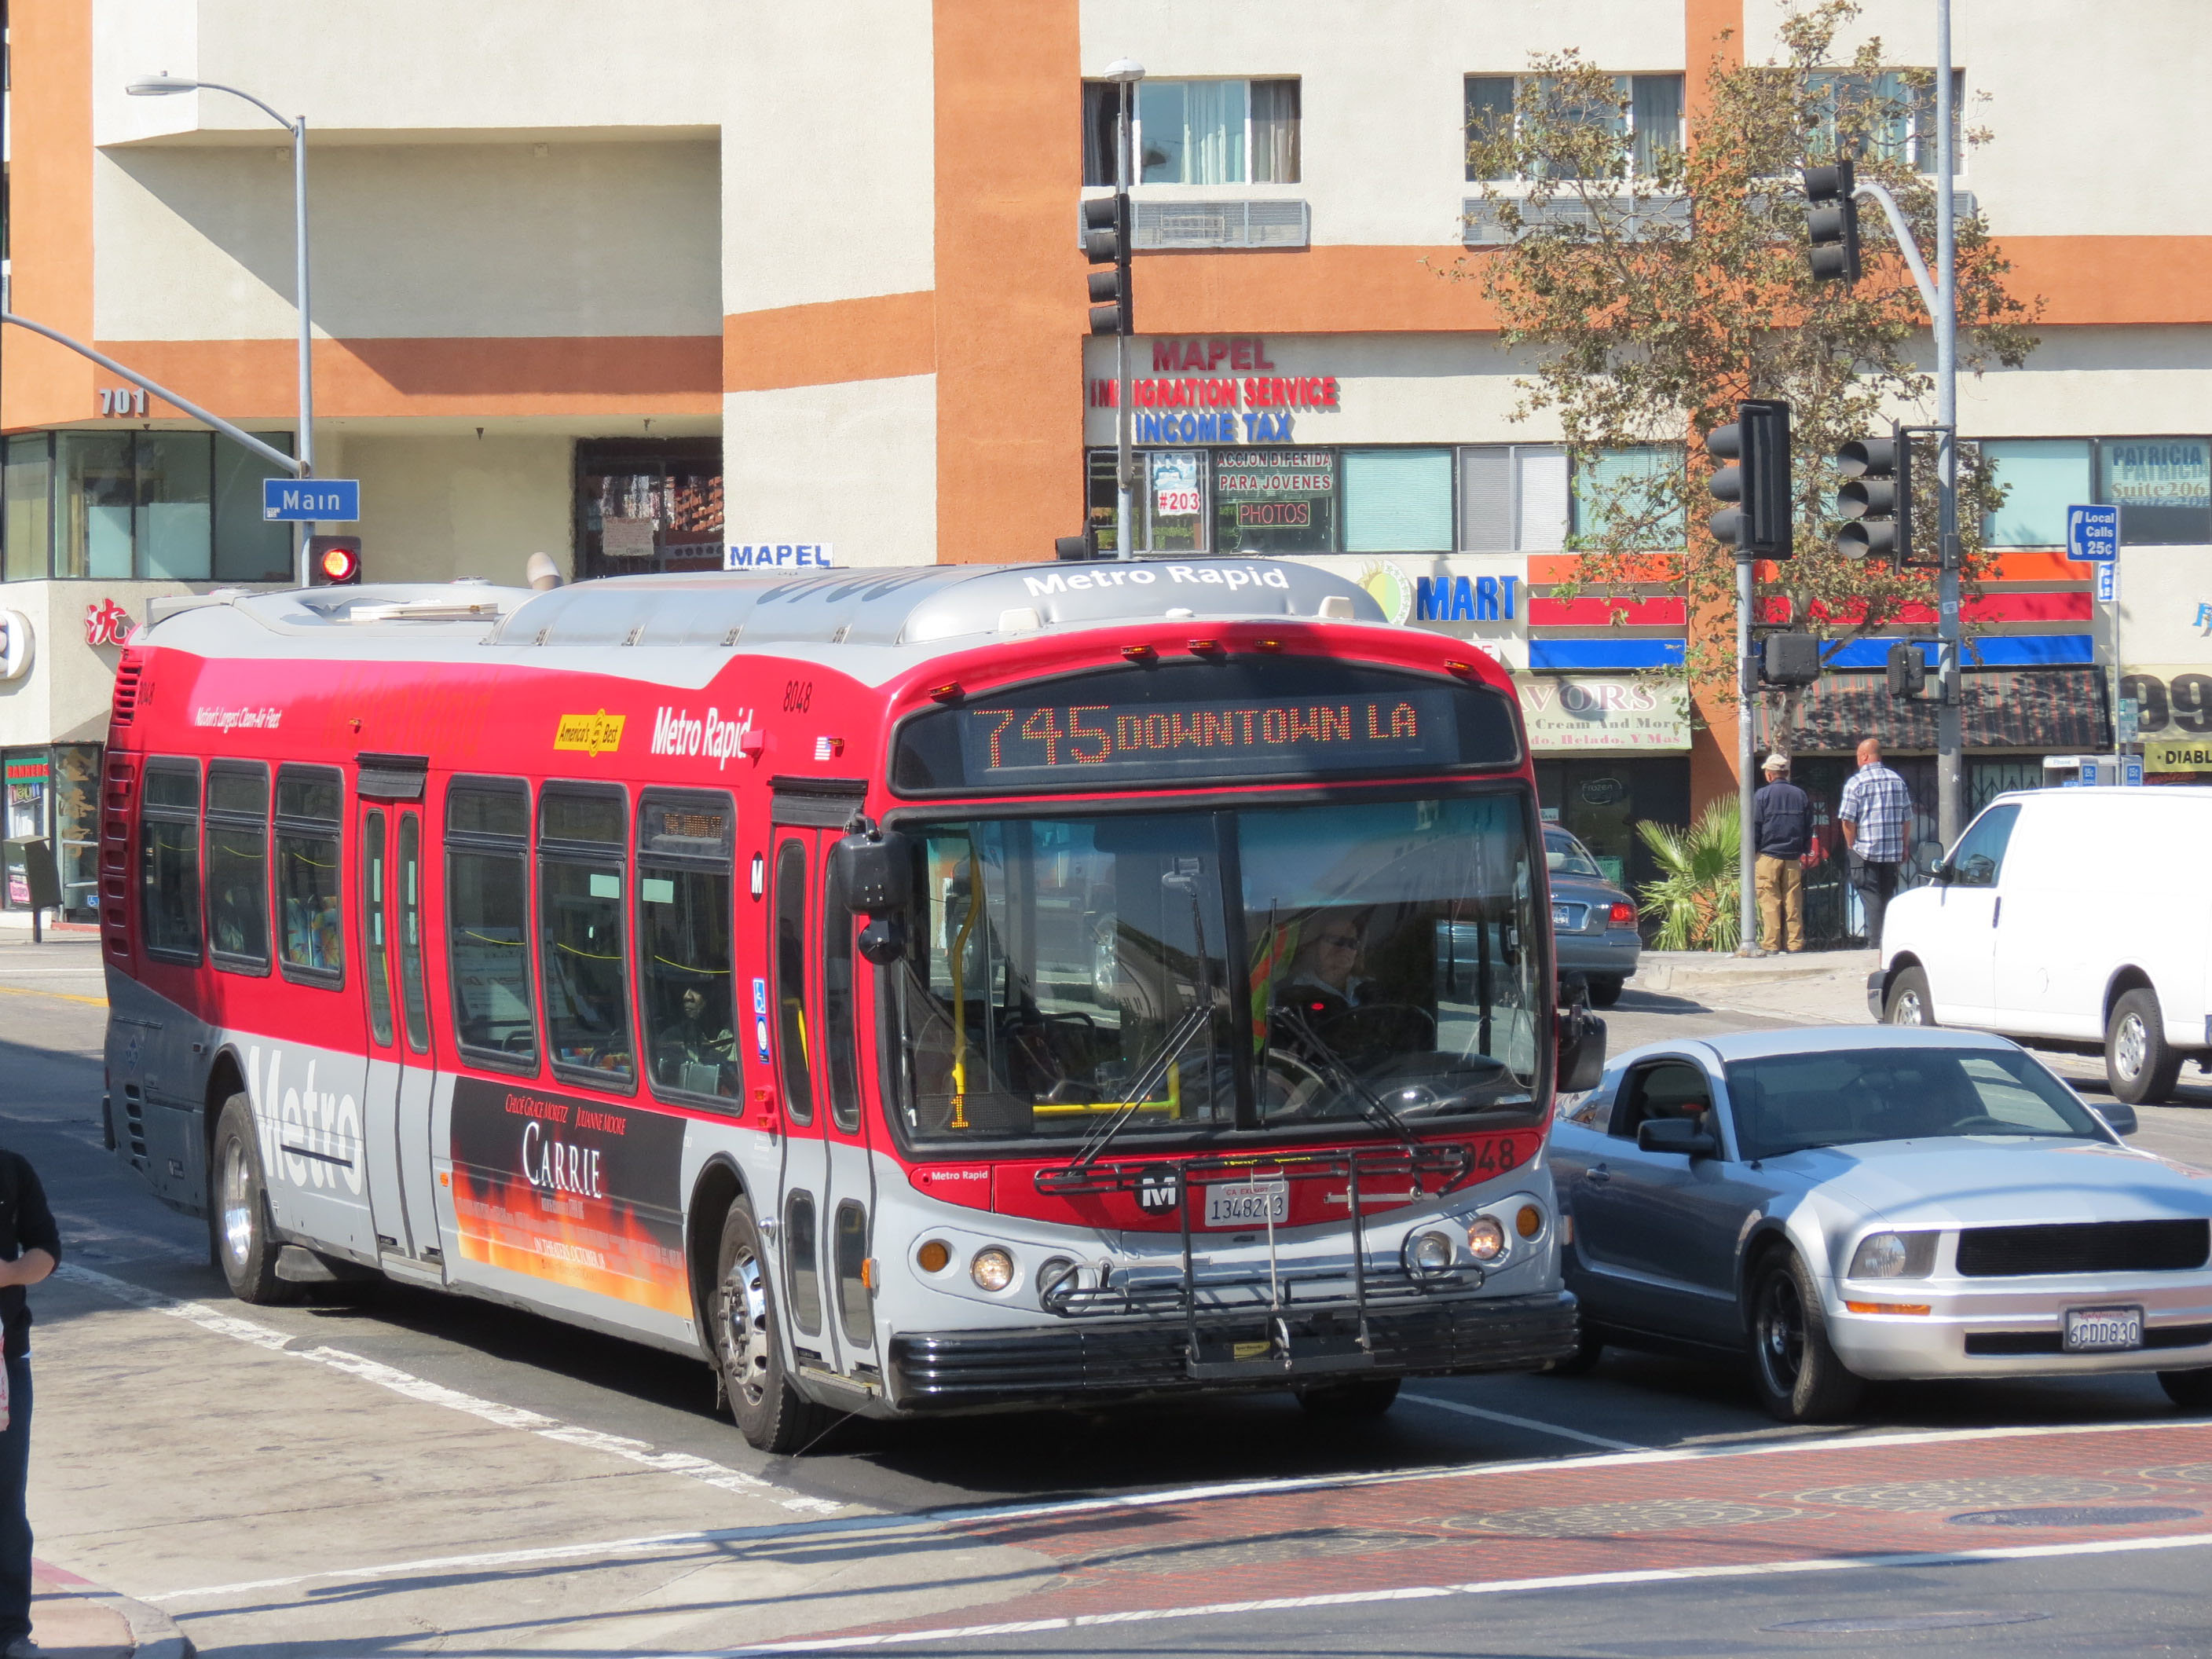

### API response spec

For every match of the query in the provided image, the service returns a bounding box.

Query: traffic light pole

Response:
[1114,79,1136,561]
[1933,0,1963,848]
[1737,551,1759,953]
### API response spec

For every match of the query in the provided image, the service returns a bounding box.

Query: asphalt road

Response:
[9,935,2210,1657]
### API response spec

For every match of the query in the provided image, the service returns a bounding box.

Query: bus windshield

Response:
[886,793,1542,1148]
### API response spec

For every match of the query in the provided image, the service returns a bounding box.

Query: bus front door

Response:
[767,824,881,1396]
[358,801,443,1269]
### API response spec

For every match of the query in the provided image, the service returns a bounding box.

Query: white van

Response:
[1870,787,2212,1104]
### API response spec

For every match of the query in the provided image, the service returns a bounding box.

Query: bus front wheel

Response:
[714,1196,825,1454]
[210,1093,289,1304]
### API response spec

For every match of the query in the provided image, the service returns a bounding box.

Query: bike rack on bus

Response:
[1034,1143,1478,1379]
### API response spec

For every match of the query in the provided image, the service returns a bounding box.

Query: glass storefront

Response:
[2,744,100,921]
[0,431,294,583]
[574,438,724,578]
[1533,756,1690,903]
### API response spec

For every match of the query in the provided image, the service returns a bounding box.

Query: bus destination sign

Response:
[958,690,1460,786]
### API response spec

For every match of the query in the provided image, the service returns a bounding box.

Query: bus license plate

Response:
[1205,1180,1289,1229]
[2064,1305,2144,1352]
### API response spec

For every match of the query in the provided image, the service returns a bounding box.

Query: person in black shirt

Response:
[1753,753,1812,953]
[0,1150,58,1659]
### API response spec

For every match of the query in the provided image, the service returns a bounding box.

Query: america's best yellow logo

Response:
[554,710,626,757]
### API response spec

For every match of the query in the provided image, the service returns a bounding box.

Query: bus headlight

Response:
[969,1247,1016,1292]
[1466,1217,1507,1262]
[1404,1229,1457,1275]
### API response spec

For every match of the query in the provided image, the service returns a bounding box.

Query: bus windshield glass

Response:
[886,794,1541,1148]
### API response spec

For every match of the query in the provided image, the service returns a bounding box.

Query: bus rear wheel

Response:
[210,1093,289,1304]
[714,1196,825,1454]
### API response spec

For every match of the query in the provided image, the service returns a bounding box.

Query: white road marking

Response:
[140,1408,2212,1607]
[1401,1392,1646,1451]
[56,1262,847,1517]
[712,1530,2212,1654]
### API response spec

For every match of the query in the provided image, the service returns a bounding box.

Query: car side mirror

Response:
[2096,1101,2137,1139]
[1637,1117,1718,1158]
[1556,1005,1607,1093]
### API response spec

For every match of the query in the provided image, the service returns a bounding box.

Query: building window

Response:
[1344,449,1454,553]
[1097,79,1300,187]
[1212,449,1338,555]
[1572,445,1685,548]
[1087,449,1210,554]
[1459,445,1568,551]
[575,438,723,580]
[1465,74,1683,181]
[0,430,292,582]
[1808,70,1963,174]
[2097,438,2211,546]
[1981,439,2093,548]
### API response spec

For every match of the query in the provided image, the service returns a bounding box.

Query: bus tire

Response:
[1295,1377,1401,1418]
[713,1196,824,1454]
[210,1093,290,1305]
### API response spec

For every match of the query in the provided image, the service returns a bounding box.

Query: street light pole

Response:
[1932,0,1963,848]
[128,75,314,584]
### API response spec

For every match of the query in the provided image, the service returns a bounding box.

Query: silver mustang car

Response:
[1548,1027,2212,1423]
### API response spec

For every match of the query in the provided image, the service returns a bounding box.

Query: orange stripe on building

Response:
[2001,237,2212,327]
[722,292,936,393]
[0,2,95,433]
[90,337,723,419]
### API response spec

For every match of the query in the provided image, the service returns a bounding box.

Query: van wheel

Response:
[713,1196,827,1454]
[2107,988,2183,1106]
[1884,966,1936,1027]
[1295,1378,1401,1418]
[210,1093,291,1305]
[1747,1251,1865,1424]
[1585,976,1624,1009]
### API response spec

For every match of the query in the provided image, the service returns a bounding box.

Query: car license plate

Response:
[2064,1305,2144,1353]
[1204,1179,1289,1229]
[1551,903,1573,928]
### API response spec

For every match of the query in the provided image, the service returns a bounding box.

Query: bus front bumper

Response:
[884,1290,1578,1413]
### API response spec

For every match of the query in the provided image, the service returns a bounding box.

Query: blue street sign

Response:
[263,478,361,522]
[2065,503,2119,562]
[2123,755,2144,788]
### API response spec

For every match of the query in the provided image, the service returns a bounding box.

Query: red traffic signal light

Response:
[309,535,362,586]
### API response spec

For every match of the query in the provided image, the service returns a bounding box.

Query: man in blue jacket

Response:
[1753,752,1811,953]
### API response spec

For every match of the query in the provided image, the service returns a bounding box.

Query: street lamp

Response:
[128,73,316,586]
[1102,59,1143,558]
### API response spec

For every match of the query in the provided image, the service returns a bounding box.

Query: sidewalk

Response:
[30,1559,192,1659]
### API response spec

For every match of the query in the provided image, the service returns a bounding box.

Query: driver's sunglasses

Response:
[1317,934,1361,950]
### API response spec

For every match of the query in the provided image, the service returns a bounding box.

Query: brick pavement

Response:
[749,1418,2212,1650]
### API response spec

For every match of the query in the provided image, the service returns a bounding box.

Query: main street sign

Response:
[263,478,361,522]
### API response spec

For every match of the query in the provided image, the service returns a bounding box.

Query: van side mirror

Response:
[1556,1004,1607,1093]
[1929,857,1954,885]
[831,826,912,914]
[1637,1117,1719,1157]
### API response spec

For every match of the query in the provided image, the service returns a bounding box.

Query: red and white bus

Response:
[101,558,1603,1449]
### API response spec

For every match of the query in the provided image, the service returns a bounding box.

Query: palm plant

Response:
[1635,801,1742,952]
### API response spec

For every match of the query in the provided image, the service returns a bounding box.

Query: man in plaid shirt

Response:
[1837,738,1913,950]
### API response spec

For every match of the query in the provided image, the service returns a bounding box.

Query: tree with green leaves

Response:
[1446,0,2038,760]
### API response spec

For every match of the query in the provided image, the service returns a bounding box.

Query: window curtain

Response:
[1515,447,1569,551]
[1141,80,1248,185]
[137,432,214,581]
[1463,77,1515,181]
[56,433,134,580]
[1629,75,1683,176]
[1572,446,1683,548]
[1458,447,1513,551]
[1251,80,1300,183]
[1080,82,1119,188]
[214,433,297,582]
[1981,439,2090,548]
[1345,449,1453,552]
[2,437,53,582]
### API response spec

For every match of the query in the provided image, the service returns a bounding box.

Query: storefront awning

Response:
[1755,668,2112,755]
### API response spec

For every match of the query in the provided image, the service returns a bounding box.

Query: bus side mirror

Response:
[857,915,907,966]
[833,827,912,914]
[1557,1005,1607,1094]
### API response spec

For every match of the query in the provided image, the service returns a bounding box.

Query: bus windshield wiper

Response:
[1069,1002,1214,1172]
[1274,1004,1426,1165]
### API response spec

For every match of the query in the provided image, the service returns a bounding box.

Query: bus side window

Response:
[773,837,815,1125]
[833,1199,871,1349]
[275,764,346,986]
[822,844,860,1133]
[205,761,270,973]
[140,759,203,965]
[786,1190,822,1336]
[540,785,633,1089]
[637,792,738,1104]
[447,778,537,1070]
[397,811,431,1053]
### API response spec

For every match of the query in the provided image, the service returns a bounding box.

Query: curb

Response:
[1628,957,1866,995]
[33,1560,194,1659]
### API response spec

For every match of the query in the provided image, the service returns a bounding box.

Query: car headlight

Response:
[1466,1216,1507,1262]
[1848,1231,1937,1280]
[969,1246,1016,1291]
[1404,1229,1458,1275]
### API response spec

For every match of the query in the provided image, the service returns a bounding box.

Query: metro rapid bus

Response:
[100,558,1605,1450]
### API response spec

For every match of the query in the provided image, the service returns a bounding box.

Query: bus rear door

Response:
[767,790,881,1393]
[357,771,443,1271]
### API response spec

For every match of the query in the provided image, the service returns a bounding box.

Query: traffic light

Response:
[1762,632,1822,687]
[1705,399,1793,558]
[1082,193,1131,336]
[1886,640,1927,699]
[1835,428,1910,565]
[309,534,362,586]
[1804,159,1862,284]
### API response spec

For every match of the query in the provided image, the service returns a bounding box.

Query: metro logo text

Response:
[650,704,756,769]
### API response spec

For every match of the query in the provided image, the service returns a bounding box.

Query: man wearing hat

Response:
[1752,751,1811,953]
